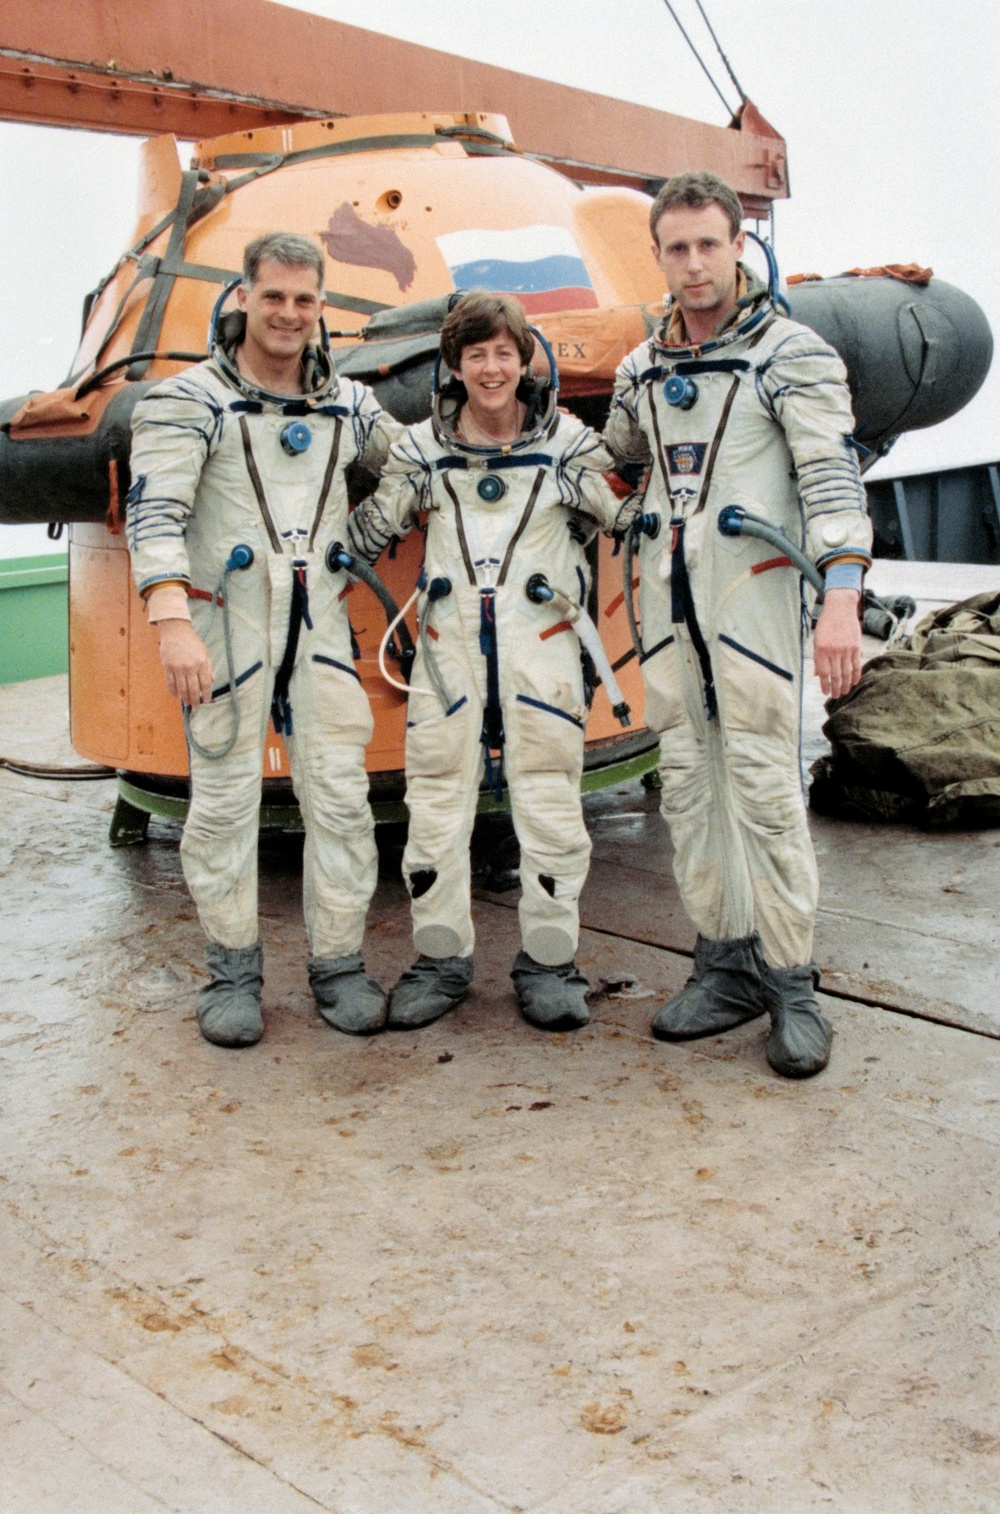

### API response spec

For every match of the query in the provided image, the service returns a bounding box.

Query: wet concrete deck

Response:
[1,563,998,1512]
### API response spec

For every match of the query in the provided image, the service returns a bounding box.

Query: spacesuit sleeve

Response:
[352,381,405,475]
[603,350,654,468]
[556,417,640,535]
[346,431,430,564]
[126,375,224,597]
[757,328,873,578]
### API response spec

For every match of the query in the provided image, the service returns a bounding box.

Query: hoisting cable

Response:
[660,0,739,117]
[693,0,748,105]
[74,351,207,400]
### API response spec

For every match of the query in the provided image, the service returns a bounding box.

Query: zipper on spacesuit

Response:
[496,468,546,585]
[479,587,506,800]
[670,518,717,720]
[306,418,343,551]
[238,418,282,553]
[270,562,312,736]
[441,475,478,584]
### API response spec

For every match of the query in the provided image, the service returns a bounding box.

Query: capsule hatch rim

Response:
[112,738,659,836]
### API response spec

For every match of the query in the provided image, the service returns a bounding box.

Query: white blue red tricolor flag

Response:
[436,225,598,314]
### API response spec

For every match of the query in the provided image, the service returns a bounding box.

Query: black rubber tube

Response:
[74,351,207,399]
[325,544,416,672]
[717,508,825,593]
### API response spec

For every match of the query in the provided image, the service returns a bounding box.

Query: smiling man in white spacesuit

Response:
[348,291,634,1032]
[605,171,872,1078]
[127,232,400,1048]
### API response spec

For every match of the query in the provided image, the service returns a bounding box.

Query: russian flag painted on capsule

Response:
[436,225,599,314]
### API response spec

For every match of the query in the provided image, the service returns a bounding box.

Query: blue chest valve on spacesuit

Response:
[663,374,698,410]
[476,474,507,502]
[279,420,312,455]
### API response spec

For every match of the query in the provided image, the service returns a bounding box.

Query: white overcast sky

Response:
[2,0,997,556]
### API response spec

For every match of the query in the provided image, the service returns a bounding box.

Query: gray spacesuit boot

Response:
[650,933,766,1041]
[758,959,832,1078]
[308,954,388,1036]
[511,951,590,1032]
[386,954,475,1029]
[198,941,265,1048]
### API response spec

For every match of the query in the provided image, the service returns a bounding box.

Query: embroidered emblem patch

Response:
[665,442,707,476]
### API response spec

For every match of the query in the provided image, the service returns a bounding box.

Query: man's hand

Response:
[812,588,863,699]
[157,619,214,706]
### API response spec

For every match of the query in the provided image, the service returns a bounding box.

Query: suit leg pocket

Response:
[508,693,584,775]
[405,695,473,778]
[310,655,374,747]
[717,634,797,740]
[640,634,686,733]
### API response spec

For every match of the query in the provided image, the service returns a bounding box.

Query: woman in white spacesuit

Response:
[348,292,634,1030]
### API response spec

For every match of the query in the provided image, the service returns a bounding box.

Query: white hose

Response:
[377,587,420,693]
[547,586,630,715]
[375,584,454,702]
[378,580,629,717]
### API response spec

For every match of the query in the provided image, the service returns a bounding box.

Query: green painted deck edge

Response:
[0,559,69,683]
[0,553,69,590]
[116,745,659,830]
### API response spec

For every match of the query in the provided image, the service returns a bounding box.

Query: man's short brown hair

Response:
[440,291,535,372]
[649,171,744,244]
[242,232,325,290]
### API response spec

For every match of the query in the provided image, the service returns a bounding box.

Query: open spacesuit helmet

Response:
[430,306,561,457]
[650,229,790,360]
[206,276,341,404]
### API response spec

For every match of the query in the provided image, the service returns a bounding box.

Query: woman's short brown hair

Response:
[440,290,535,372]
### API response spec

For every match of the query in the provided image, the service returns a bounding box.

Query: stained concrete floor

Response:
[1,564,998,1512]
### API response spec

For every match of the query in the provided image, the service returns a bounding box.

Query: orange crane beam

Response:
[0,0,787,207]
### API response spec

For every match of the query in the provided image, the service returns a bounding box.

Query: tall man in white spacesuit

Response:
[348,292,634,1031]
[605,172,871,1078]
[127,233,400,1048]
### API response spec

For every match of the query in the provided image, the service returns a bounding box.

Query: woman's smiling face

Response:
[455,330,527,423]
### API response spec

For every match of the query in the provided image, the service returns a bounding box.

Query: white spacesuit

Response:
[348,387,633,1029]
[128,313,399,1040]
[606,266,872,1071]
